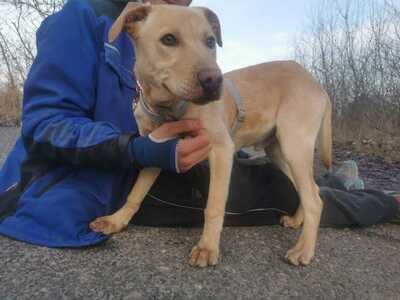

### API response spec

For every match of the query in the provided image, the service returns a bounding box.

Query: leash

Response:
[134,79,246,134]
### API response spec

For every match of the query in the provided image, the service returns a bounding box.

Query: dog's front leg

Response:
[189,138,235,267]
[90,168,161,235]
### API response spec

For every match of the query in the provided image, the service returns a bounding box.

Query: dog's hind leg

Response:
[277,129,322,266]
[266,143,304,229]
[266,142,294,181]
[274,89,325,264]
[90,168,161,235]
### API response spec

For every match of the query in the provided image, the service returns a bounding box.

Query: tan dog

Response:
[90,3,332,267]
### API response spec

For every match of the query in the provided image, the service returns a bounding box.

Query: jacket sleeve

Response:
[21,1,179,172]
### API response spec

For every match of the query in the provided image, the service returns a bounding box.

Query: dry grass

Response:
[0,82,398,161]
[0,82,21,126]
[333,101,400,161]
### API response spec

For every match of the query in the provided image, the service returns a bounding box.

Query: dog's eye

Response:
[161,34,178,47]
[206,36,216,49]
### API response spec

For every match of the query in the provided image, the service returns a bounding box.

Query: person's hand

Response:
[144,0,192,6]
[150,120,211,172]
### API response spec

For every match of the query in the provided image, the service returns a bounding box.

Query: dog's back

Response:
[201,61,332,170]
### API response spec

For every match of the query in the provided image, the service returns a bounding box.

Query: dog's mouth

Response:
[162,82,221,105]
[190,98,218,105]
[190,91,221,105]
[162,83,172,95]
[192,83,223,105]
[163,0,190,5]
[161,82,196,101]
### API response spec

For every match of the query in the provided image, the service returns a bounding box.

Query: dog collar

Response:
[136,81,189,124]
[134,80,245,134]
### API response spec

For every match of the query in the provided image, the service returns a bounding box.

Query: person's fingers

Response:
[183,150,210,172]
[144,0,191,5]
[179,144,211,172]
[161,120,203,137]
[178,133,210,157]
[187,129,210,138]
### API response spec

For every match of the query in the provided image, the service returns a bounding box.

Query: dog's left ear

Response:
[196,7,223,47]
[109,3,152,42]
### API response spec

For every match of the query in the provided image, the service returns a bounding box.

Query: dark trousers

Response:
[132,160,398,228]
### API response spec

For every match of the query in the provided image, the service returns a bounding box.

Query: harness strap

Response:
[224,78,245,136]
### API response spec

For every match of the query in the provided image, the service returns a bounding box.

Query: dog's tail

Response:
[319,97,332,170]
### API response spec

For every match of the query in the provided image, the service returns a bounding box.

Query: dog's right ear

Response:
[108,3,152,42]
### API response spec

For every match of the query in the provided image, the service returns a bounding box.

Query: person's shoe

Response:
[236,149,251,159]
[334,160,365,190]
[236,149,268,166]
[387,192,400,225]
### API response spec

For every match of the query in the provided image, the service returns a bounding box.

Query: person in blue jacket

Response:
[0,0,210,247]
[0,0,398,248]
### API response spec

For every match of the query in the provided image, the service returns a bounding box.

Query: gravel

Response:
[1,126,399,300]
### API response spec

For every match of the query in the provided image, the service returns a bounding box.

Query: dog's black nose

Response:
[198,68,223,100]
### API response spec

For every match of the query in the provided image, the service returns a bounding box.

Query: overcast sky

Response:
[191,0,318,72]
[0,0,319,76]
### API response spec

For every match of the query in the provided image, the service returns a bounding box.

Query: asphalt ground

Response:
[1,127,399,300]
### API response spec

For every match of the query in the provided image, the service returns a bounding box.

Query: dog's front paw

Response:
[189,245,219,267]
[285,240,315,266]
[89,214,128,235]
[280,214,303,229]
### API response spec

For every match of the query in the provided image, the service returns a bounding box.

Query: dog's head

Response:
[109,3,223,105]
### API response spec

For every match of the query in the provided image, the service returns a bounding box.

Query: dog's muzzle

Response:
[197,68,223,103]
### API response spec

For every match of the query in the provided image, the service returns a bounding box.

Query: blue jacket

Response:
[0,0,179,247]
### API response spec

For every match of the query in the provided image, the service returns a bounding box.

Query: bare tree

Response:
[294,0,400,145]
[0,0,65,84]
[0,0,64,124]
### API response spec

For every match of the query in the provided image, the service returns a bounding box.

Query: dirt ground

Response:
[0,127,399,300]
